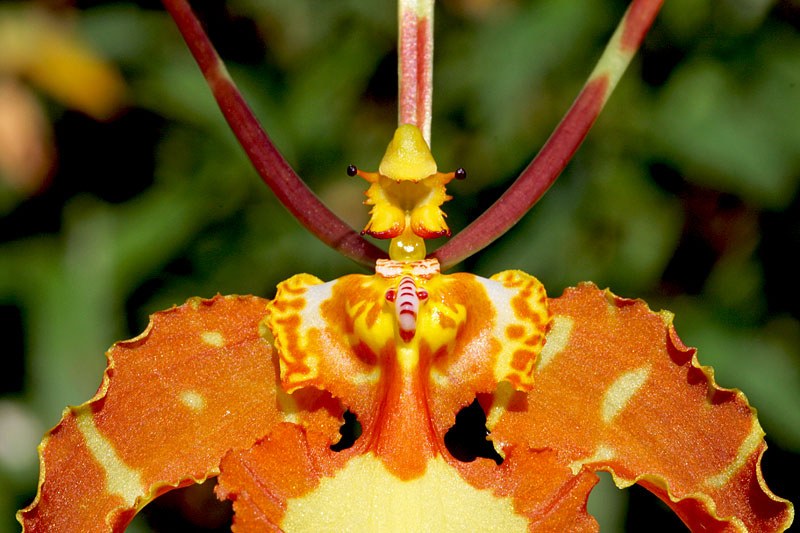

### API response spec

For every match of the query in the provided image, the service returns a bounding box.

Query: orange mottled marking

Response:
[487,283,792,532]
[487,270,550,390]
[525,334,543,347]
[506,324,526,339]
[267,274,328,391]
[266,265,553,484]
[19,295,285,532]
[511,349,535,371]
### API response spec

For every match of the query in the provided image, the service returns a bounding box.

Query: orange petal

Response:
[18,295,284,532]
[486,282,793,531]
[220,277,792,530]
[216,423,347,531]
[252,265,560,528]
[218,423,598,531]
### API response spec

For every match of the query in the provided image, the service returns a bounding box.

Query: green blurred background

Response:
[1,0,798,531]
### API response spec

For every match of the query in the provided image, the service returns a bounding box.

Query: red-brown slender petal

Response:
[431,0,665,270]
[161,0,386,269]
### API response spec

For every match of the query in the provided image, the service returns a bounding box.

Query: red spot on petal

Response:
[400,329,415,343]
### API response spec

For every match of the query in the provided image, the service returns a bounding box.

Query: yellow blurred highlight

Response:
[0,8,126,121]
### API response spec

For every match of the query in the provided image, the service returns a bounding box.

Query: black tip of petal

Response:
[347,165,358,176]
[455,168,466,180]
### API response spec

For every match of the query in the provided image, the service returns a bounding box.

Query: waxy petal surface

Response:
[19,295,288,532]
[486,283,793,532]
[217,423,599,532]
[266,267,550,481]
[228,280,792,532]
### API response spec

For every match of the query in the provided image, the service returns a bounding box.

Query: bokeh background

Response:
[1,0,798,531]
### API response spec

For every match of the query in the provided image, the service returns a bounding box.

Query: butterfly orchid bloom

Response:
[17,0,794,531]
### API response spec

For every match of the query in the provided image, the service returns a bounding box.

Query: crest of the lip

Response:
[363,124,453,239]
[378,124,437,182]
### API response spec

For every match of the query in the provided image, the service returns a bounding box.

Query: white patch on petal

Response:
[601,366,651,424]
[537,316,573,371]
[180,390,206,412]
[201,331,224,347]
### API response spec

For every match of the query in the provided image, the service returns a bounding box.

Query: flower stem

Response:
[398,0,435,146]
[431,0,665,270]
[161,0,386,269]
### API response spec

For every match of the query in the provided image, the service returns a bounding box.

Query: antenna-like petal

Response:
[162,0,386,269]
[431,0,665,270]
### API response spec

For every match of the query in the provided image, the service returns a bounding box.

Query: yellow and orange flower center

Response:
[355,124,457,246]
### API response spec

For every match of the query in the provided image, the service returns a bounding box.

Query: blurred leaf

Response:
[232,0,394,63]
[136,57,229,130]
[78,4,172,68]
[285,26,389,157]
[704,253,766,322]
[659,0,711,43]
[587,472,627,532]
[648,27,800,208]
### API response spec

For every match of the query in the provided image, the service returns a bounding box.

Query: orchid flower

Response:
[16,0,794,531]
